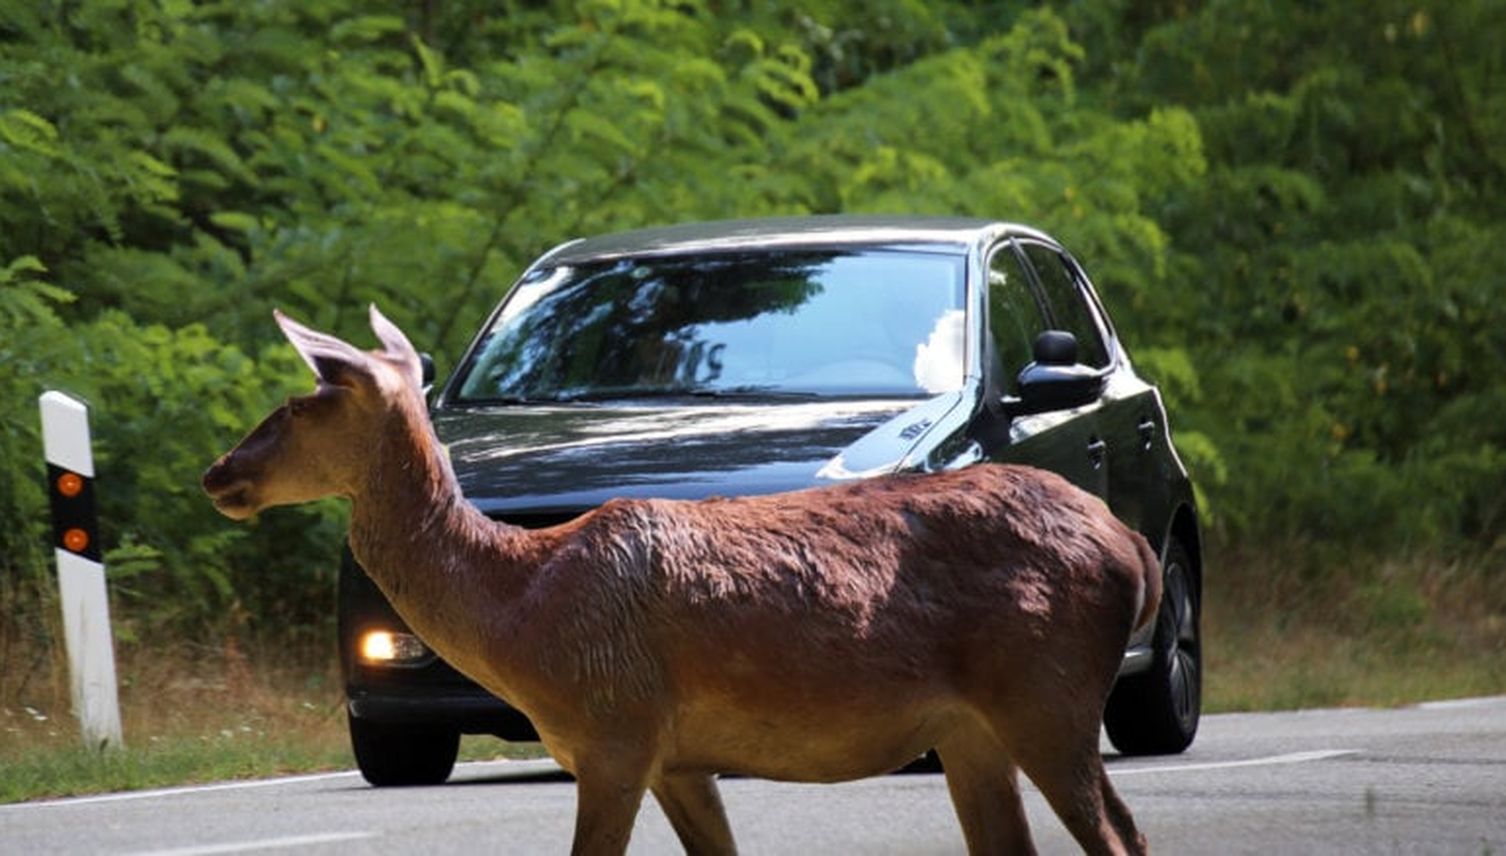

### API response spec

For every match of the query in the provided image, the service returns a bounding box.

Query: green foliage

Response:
[1061,0,1506,548]
[2,0,1504,649]
[0,281,339,643]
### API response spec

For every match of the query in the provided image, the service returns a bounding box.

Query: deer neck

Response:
[344,396,539,676]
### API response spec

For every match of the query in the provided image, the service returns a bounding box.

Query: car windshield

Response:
[451,249,968,403]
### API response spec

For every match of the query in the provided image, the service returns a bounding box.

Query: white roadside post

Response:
[39,390,124,750]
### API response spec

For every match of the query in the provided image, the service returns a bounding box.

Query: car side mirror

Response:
[1003,331,1104,418]
[420,352,436,393]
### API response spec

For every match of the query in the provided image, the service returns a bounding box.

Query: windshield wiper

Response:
[548,387,704,403]
[694,386,820,400]
[462,388,686,404]
[549,386,822,403]
[470,386,824,405]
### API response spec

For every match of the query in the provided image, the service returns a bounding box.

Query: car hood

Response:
[432,395,964,517]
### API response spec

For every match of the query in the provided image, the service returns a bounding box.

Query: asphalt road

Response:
[3,696,1503,855]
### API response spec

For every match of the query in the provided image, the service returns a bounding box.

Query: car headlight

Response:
[359,629,431,666]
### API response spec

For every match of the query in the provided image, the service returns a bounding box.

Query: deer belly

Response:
[666,694,960,782]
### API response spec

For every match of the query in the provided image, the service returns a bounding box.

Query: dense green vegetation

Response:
[3,0,1503,663]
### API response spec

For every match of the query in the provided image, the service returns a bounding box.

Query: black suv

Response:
[339,216,1203,786]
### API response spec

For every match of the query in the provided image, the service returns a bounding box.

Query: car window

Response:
[986,244,1047,382]
[452,249,968,402]
[1020,242,1110,369]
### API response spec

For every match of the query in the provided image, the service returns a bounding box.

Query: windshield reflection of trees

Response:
[466,253,830,400]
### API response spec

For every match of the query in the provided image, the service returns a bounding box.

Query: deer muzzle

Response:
[202,457,256,519]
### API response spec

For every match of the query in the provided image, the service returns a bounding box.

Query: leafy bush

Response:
[0,273,340,645]
[1082,0,1506,550]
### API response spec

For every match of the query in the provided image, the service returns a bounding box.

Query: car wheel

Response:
[348,711,459,786]
[1103,538,1201,755]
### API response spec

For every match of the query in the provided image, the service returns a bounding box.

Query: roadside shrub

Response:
[1,290,342,651]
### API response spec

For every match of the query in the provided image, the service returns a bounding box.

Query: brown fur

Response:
[203,307,1159,855]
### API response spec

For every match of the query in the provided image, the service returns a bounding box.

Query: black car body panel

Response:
[436,399,930,515]
[339,215,1200,746]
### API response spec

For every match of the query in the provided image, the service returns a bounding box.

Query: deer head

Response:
[202,306,424,519]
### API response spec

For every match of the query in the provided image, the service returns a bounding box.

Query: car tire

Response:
[348,711,459,786]
[1103,537,1201,756]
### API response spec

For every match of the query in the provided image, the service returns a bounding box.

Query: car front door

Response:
[980,240,1108,499]
[1018,240,1165,536]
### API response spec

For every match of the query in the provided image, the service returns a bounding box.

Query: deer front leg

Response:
[569,751,654,856]
[651,771,736,855]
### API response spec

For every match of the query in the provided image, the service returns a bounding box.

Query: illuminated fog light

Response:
[359,630,429,665]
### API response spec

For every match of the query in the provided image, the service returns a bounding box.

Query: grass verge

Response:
[2,545,1502,804]
[0,639,543,805]
[1205,544,1506,710]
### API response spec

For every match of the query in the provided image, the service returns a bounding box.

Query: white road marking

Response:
[1416,695,1505,711]
[0,758,559,811]
[121,831,372,856]
[1110,749,1358,776]
[0,770,363,810]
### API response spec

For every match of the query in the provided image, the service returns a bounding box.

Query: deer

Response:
[202,306,1161,855]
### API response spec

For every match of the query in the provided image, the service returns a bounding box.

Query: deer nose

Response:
[202,457,236,494]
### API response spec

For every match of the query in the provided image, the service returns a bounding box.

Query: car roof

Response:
[541,215,1018,264]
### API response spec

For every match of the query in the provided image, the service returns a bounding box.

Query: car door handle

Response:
[1137,417,1157,451]
[1086,437,1107,468]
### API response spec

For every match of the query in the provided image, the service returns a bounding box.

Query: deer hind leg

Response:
[1099,772,1148,856]
[935,725,1035,855]
[650,771,736,855]
[569,749,655,856]
[1004,722,1146,856]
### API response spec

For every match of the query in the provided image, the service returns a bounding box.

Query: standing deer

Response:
[203,306,1160,855]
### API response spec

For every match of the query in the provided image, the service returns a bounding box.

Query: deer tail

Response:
[1132,534,1163,634]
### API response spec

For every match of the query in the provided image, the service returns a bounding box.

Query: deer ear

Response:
[368,304,423,388]
[274,309,373,389]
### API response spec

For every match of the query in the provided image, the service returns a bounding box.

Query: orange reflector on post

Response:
[57,472,84,497]
[45,462,98,562]
[63,528,90,553]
